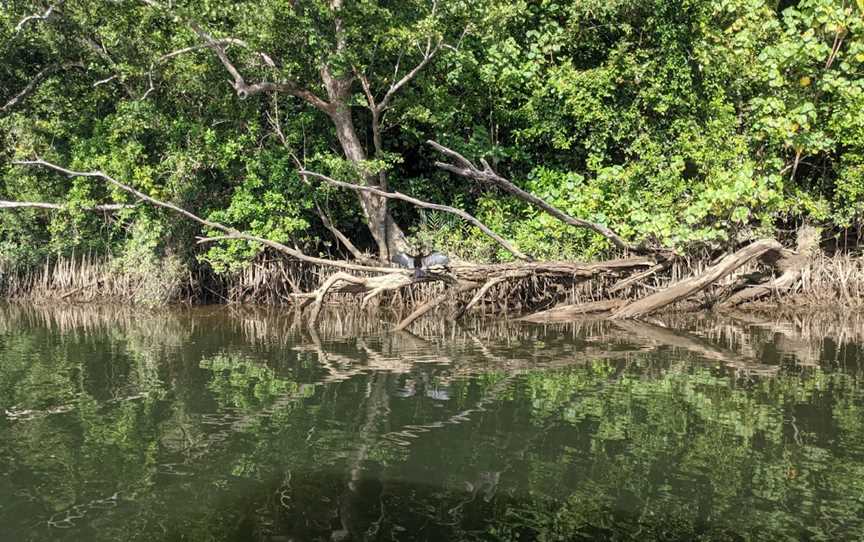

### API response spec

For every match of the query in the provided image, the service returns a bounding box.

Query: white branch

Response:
[14,3,58,35]
[13,158,405,275]
[1,62,84,113]
[300,169,531,261]
[377,39,443,112]
[0,200,133,211]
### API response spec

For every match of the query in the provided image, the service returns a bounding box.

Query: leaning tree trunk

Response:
[327,98,407,262]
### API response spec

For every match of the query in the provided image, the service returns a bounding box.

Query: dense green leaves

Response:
[1,0,862,272]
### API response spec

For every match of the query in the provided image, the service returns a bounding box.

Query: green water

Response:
[1,305,863,541]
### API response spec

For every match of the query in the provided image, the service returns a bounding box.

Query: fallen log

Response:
[719,226,819,308]
[303,257,654,328]
[611,239,786,319]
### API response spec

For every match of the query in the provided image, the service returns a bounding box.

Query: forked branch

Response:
[300,169,532,261]
[428,140,653,255]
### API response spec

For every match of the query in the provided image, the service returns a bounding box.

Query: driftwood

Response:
[719,226,819,307]
[610,239,786,319]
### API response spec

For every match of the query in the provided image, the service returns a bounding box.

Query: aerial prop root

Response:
[303,257,656,328]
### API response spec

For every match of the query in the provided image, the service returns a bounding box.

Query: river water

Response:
[1,304,863,541]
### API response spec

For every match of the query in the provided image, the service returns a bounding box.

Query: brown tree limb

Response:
[13,158,408,276]
[428,140,659,255]
[611,239,785,319]
[394,281,480,331]
[300,169,532,261]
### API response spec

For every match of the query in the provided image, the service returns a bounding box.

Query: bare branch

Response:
[428,140,657,255]
[92,75,118,87]
[300,169,532,261]
[377,39,443,112]
[139,0,330,110]
[13,158,407,276]
[315,201,370,262]
[156,38,248,62]
[0,200,133,211]
[186,21,331,111]
[14,2,59,35]
[394,281,480,331]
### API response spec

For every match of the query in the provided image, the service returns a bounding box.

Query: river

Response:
[1,304,863,541]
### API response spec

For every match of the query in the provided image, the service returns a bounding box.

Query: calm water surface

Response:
[1,304,864,541]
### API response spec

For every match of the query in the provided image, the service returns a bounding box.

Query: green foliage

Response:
[1,0,863,273]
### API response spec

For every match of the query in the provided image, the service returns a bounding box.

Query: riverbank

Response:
[2,249,863,316]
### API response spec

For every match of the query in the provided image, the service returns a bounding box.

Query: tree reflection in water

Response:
[1,304,863,541]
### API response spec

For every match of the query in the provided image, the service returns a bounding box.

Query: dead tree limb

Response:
[428,140,658,255]
[517,300,627,322]
[314,201,371,262]
[187,20,332,111]
[450,257,653,283]
[454,275,510,319]
[0,200,133,211]
[14,2,60,35]
[394,281,480,331]
[300,169,532,261]
[14,158,407,276]
[611,239,785,319]
[308,273,370,325]
[719,226,820,308]
[608,261,669,294]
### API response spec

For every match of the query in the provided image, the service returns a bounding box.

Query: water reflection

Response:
[1,304,863,541]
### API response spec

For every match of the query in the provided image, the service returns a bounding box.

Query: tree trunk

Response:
[328,104,406,261]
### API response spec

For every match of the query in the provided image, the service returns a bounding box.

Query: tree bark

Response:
[326,105,407,261]
[611,239,785,319]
